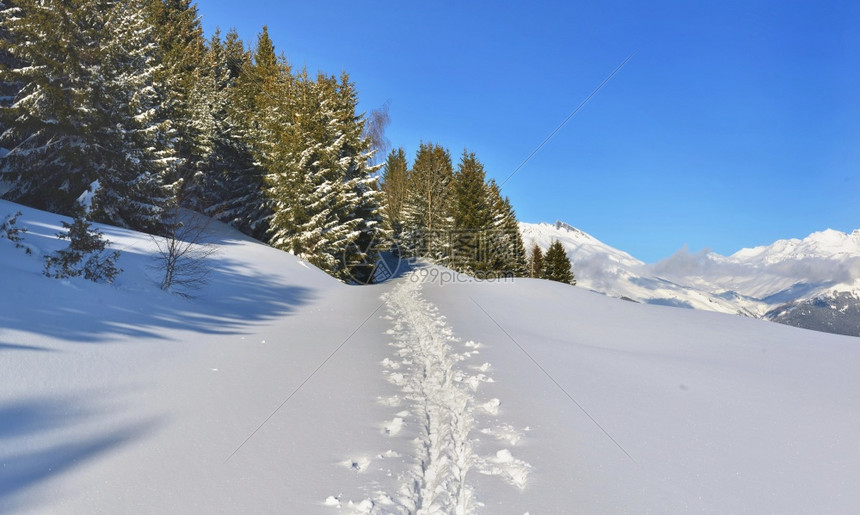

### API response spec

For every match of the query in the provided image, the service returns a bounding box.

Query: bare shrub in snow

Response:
[151,207,217,296]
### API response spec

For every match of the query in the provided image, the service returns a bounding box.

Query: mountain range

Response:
[520,221,860,337]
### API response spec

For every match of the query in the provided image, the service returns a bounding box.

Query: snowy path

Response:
[385,274,480,513]
[334,272,530,513]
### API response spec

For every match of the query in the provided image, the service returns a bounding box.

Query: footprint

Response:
[343,456,371,473]
[480,423,523,445]
[477,449,531,489]
[383,417,404,436]
[465,374,494,391]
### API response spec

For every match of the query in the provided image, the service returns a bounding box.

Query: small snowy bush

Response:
[1,211,29,253]
[44,216,121,283]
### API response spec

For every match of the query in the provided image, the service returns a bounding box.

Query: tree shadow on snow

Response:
[0,256,316,344]
[0,394,160,511]
[0,342,56,352]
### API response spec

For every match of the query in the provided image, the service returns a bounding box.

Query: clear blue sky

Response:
[196,0,860,263]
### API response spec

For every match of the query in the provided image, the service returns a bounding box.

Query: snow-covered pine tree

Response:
[542,239,575,285]
[266,71,383,283]
[186,29,263,239]
[381,147,408,243]
[450,150,493,274]
[401,142,453,262]
[0,1,104,213]
[144,0,205,202]
[0,0,21,159]
[0,0,175,232]
[208,26,281,240]
[264,67,311,254]
[0,210,28,252]
[242,25,281,159]
[90,0,178,233]
[484,179,527,276]
[44,214,121,283]
[499,194,528,276]
[330,72,384,284]
[180,30,221,210]
[528,242,543,278]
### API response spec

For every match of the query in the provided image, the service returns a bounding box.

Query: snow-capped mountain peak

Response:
[552,221,595,241]
[520,221,745,314]
[729,228,860,264]
[521,221,643,269]
[520,221,860,336]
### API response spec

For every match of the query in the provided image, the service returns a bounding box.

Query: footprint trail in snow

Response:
[330,272,530,513]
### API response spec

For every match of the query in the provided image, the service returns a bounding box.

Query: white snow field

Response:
[2,199,860,514]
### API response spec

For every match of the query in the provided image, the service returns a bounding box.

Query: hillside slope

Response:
[2,201,860,513]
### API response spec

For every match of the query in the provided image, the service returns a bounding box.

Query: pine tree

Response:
[144,0,206,201]
[0,0,22,155]
[542,239,575,285]
[266,71,383,283]
[0,0,176,232]
[1,210,28,252]
[498,193,528,276]
[187,29,265,240]
[44,215,121,283]
[89,0,178,232]
[484,180,527,276]
[199,29,272,239]
[528,243,543,278]
[401,142,453,261]
[333,71,385,283]
[211,26,283,240]
[0,1,105,213]
[450,150,492,273]
[180,30,222,210]
[381,147,408,243]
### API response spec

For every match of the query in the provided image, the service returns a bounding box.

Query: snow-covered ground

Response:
[3,200,860,513]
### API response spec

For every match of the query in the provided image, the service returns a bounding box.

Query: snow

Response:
[521,221,860,318]
[2,200,860,513]
[519,221,748,314]
[75,180,100,212]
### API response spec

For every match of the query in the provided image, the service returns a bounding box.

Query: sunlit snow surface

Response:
[2,200,860,513]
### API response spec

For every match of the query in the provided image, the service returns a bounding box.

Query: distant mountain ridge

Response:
[519,221,860,337]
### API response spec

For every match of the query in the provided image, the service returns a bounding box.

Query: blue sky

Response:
[196,0,859,263]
